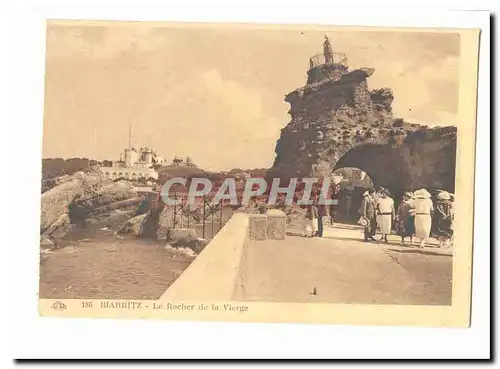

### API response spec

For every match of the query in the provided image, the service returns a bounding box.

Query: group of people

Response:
[359,187,455,248]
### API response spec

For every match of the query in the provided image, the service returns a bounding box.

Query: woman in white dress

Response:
[412,188,434,248]
[375,189,395,243]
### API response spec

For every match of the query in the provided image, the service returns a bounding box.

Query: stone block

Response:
[267,209,287,240]
[249,214,268,241]
[168,228,198,243]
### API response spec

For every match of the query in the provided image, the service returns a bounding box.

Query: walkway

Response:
[241,223,452,306]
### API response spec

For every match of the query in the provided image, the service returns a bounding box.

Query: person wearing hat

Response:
[375,188,395,243]
[395,192,416,245]
[303,203,319,237]
[412,188,434,248]
[316,199,329,237]
[359,189,377,242]
[434,191,453,247]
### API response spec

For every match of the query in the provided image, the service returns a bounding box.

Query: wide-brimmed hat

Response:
[414,189,431,199]
[404,191,416,199]
[357,217,368,227]
[437,191,451,200]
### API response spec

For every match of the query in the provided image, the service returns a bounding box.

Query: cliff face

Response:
[269,55,457,196]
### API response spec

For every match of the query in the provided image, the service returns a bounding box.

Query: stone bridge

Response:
[269,36,457,199]
[160,210,454,317]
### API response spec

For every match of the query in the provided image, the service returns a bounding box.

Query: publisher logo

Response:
[51,301,67,311]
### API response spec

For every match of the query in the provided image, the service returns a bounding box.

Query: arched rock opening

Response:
[333,144,412,202]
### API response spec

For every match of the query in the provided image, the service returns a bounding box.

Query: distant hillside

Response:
[157,165,209,183]
[157,165,271,185]
[42,158,113,179]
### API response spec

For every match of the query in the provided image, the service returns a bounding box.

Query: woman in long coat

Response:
[412,189,434,248]
[434,191,454,247]
[395,192,416,245]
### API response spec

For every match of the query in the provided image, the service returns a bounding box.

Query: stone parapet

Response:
[249,214,268,241]
[266,209,287,240]
[159,213,250,301]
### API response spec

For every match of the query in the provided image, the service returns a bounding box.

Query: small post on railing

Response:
[211,207,214,238]
[179,198,186,228]
[219,201,223,233]
[202,196,206,239]
[173,192,177,228]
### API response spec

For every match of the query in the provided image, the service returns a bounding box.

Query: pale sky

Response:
[43,22,460,170]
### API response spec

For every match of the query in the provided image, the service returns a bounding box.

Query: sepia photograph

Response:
[37,20,480,326]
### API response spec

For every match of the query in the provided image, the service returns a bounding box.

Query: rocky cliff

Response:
[269,41,457,196]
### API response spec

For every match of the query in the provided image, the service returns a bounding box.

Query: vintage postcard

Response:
[38,20,480,327]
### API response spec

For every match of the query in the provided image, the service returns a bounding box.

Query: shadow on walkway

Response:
[387,248,453,257]
[322,235,373,243]
[326,223,363,231]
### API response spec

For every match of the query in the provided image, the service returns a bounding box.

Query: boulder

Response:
[41,174,72,193]
[41,213,71,239]
[167,228,206,252]
[70,181,138,222]
[86,197,141,217]
[40,172,102,233]
[168,228,198,243]
[86,209,137,230]
[156,206,175,240]
[40,236,54,249]
[165,244,197,258]
[118,213,147,236]
[138,195,166,239]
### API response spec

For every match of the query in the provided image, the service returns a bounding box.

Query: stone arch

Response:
[333,143,412,201]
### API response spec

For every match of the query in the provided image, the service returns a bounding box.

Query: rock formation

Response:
[269,36,457,198]
[40,171,103,238]
[40,172,141,243]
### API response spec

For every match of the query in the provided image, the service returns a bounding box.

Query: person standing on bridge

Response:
[328,183,340,225]
[412,188,434,248]
[304,203,318,237]
[434,191,453,248]
[316,200,329,237]
[359,190,377,242]
[376,189,395,243]
[395,192,416,245]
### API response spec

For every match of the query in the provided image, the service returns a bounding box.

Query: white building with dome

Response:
[100,146,165,180]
